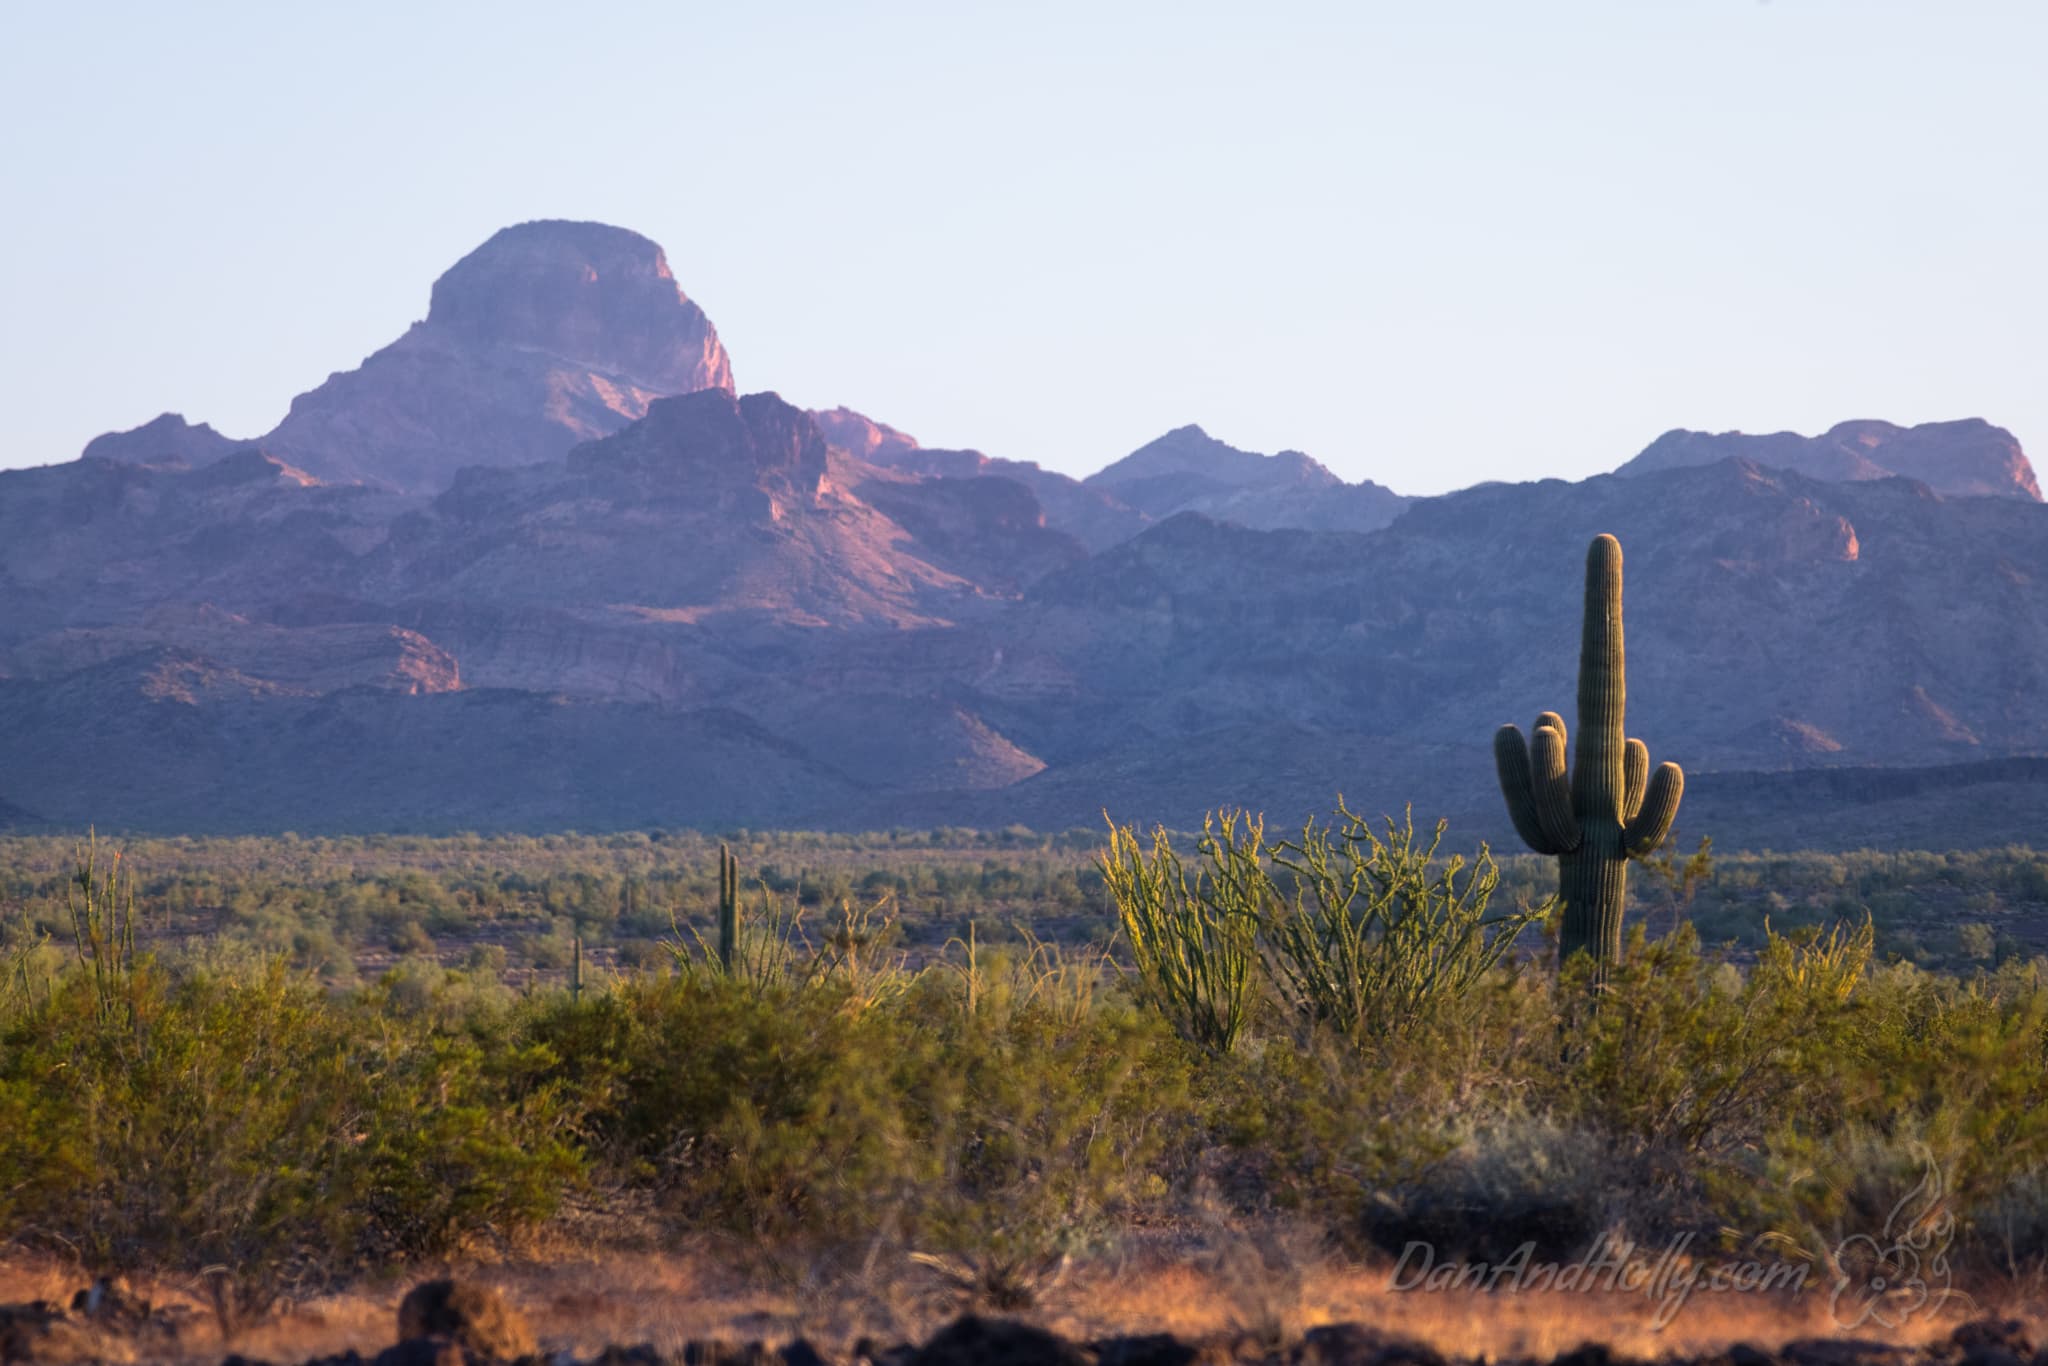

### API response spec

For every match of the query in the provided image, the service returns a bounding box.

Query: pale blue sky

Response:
[2,1,2042,494]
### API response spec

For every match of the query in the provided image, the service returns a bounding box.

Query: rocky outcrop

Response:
[1617,418,2041,500]
[567,389,826,501]
[0,453,416,650]
[810,405,920,463]
[1086,424,1410,533]
[5,612,460,696]
[80,412,249,467]
[257,220,733,493]
[853,469,1087,593]
[412,390,980,625]
[820,405,1148,551]
[394,1280,534,1363]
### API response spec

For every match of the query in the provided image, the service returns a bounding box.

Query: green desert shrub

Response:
[1262,806,1542,1046]
[8,825,2048,1295]
[533,952,1200,1267]
[1538,919,1873,1167]
[0,954,584,1311]
[896,964,1198,1302]
[1102,804,1541,1052]
[1099,814,1263,1053]
[1361,1109,1620,1264]
[1208,1025,1456,1234]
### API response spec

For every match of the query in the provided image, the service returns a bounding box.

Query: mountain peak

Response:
[259,220,735,492]
[1617,418,2039,501]
[568,388,828,499]
[1088,425,1342,498]
[423,220,731,394]
[1077,424,1407,533]
[81,412,247,467]
[812,406,921,464]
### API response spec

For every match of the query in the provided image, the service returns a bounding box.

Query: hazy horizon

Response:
[4,1,2043,495]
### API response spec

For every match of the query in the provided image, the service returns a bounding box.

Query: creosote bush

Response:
[0,957,581,1316]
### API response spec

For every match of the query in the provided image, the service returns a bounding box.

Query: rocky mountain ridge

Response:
[6,219,2045,843]
[1617,417,2039,500]
[1085,423,1412,533]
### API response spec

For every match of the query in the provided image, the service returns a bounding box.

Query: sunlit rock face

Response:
[254,220,733,493]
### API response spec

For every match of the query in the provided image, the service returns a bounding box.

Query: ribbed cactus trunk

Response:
[1494,535,1685,969]
[1563,536,1630,963]
[717,843,739,974]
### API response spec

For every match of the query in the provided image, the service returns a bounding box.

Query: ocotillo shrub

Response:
[1100,803,1542,1051]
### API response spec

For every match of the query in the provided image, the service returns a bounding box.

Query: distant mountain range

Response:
[4,218,2045,847]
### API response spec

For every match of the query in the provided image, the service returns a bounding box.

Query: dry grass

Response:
[6,1239,2041,1365]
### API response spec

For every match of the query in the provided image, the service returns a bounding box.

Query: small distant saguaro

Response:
[717,843,739,973]
[1493,534,1685,968]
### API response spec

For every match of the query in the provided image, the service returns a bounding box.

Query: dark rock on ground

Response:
[0,1302,63,1365]
[369,1339,471,1366]
[1780,1341,1919,1366]
[679,1340,777,1364]
[1952,1320,2035,1359]
[1717,1346,1781,1366]
[1093,1332,1204,1366]
[1289,1322,1448,1366]
[586,1347,666,1366]
[395,1280,535,1362]
[908,1315,1091,1366]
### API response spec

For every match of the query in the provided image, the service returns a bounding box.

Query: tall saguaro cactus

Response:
[717,842,739,973]
[1494,534,1685,966]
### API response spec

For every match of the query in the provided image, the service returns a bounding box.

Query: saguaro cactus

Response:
[717,843,739,973]
[1494,534,1684,966]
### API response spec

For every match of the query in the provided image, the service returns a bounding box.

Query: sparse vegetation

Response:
[0,821,2045,1334]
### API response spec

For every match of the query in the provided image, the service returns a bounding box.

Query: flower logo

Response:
[1829,1234,1927,1329]
[1829,1146,1969,1330]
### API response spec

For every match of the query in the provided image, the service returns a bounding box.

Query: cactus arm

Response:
[1493,534,1684,971]
[1625,762,1685,857]
[1494,724,1561,856]
[1571,534,1628,822]
[1622,738,1649,824]
[1529,723,1581,853]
